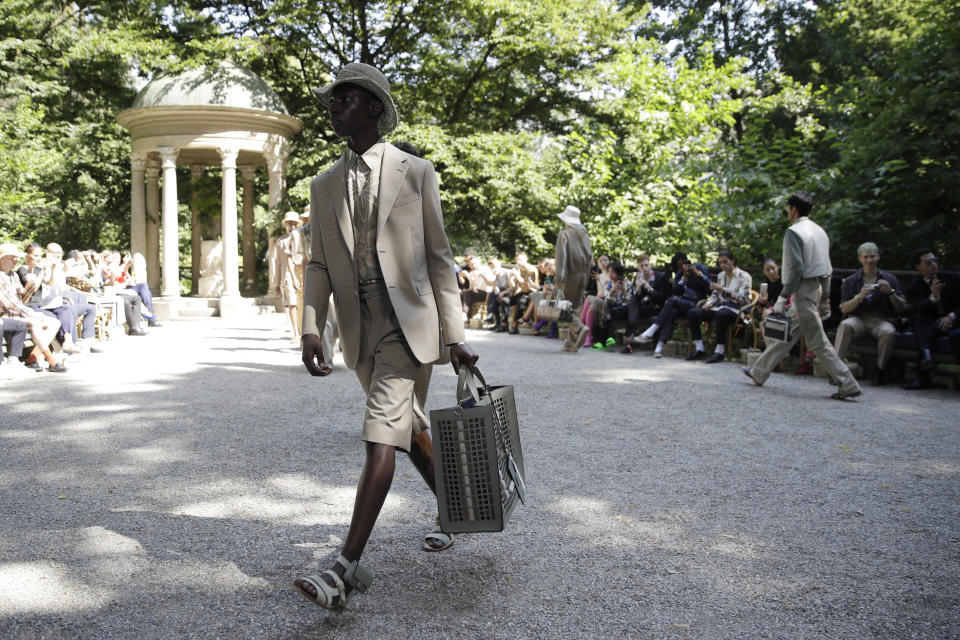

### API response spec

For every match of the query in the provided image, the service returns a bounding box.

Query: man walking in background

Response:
[744,192,862,400]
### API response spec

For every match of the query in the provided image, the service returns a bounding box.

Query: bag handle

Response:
[456,365,489,405]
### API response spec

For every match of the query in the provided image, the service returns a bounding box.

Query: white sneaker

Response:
[653,351,663,358]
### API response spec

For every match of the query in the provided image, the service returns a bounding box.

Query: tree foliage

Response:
[0,0,956,274]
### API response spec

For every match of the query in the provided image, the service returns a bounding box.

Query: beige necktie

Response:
[351,155,372,223]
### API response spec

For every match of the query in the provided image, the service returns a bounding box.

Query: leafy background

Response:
[1,0,957,281]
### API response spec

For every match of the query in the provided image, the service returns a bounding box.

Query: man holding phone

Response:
[904,249,960,389]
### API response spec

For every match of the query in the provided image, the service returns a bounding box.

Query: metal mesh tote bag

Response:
[430,366,526,534]
[536,290,573,322]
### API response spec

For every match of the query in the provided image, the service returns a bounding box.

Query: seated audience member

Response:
[586,254,611,298]
[44,243,101,352]
[488,257,512,331]
[590,261,633,349]
[523,257,551,327]
[622,253,671,353]
[576,260,612,350]
[500,251,539,334]
[1,316,30,378]
[758,258,783,316]
[833,242,906,386]
[460,253,494,322]
[17,242,82,354]
[102,252,148,335]
[0,243,66,372]
[126,252,160,325]
[904,249,960,389]
[529,258,559,336]
[685,250,752,362]
[636,253,711,357]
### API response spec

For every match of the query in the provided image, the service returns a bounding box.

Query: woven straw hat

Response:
[557,205,582,226]
[282,211,301,225]
[0,242,26,260]
[311,63,398,134]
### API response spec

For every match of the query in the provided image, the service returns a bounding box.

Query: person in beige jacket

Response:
[554,205,593,352]
[294,63,478,611]
[273,211,303,345]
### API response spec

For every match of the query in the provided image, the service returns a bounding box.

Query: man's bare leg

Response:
[407,430,436,493]
[294,441,395,600]
[286,306,300,344]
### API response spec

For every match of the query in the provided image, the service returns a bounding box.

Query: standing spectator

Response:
[743,192,861,400]
[555,205,593,352]
[903,249,960,389]
[685,250,752,362]
[833,242,907,386]
[274,211,304,345]
[635,255,711,358]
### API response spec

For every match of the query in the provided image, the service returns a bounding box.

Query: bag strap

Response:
[456,365,489,405]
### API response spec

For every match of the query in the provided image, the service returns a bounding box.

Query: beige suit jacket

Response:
[301,144,465,369]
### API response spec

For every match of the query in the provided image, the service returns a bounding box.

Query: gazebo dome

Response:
[132,62,289,114]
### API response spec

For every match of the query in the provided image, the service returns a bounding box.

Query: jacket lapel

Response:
[377,144,409,237]
[324,158,353,259]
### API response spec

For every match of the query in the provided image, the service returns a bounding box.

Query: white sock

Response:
[654,341,664,354]
[641,324,658,338]
[715,344,726,354]
[694,339,704,352]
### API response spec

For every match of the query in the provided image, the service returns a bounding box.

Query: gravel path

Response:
[1,314,958,639]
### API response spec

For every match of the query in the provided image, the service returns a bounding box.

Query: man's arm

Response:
[779,229,803,299]
[421,162,466,349]
[301,182,333,375]
[554,232,568,286]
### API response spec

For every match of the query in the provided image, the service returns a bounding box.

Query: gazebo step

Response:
[179,307,218,317]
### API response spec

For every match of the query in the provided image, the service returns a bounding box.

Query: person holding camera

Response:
[743,192,861,400]
[635,253,711,357]
[903,248,960,389]
[685,249,752,362]
[833,242,906,386]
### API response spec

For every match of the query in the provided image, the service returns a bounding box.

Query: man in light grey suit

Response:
[293,63,478,610]
[744,192,862,400]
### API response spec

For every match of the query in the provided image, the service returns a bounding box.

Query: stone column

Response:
[265,152,284,210]
[239,165,256,294]
[158,147,180,299]
[190,166,204,296]
[219,146,240,299]
[129,152,147,259]
[145,162,161,292]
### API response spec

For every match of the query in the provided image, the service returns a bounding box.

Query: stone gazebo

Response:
[117,62,301,319]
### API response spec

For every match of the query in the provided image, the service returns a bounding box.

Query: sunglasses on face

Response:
[924,258,939,266]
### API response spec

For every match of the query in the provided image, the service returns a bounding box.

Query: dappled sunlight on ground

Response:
[0,315,957,637]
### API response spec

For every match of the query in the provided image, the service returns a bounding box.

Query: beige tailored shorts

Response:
[353,283,429,452]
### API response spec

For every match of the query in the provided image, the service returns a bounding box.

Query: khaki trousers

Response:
[353,283,429,452]
[834,314,896,369]
[561,271,590,348]
[752,277,861,395]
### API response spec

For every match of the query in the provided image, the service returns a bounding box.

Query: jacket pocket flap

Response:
[416,280,433,296]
